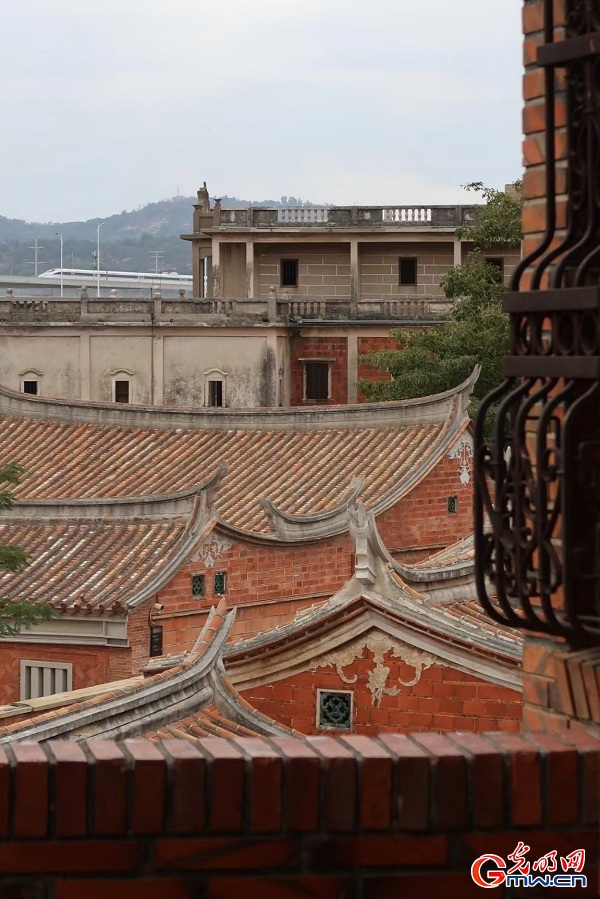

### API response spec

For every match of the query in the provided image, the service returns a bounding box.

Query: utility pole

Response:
[149,250,164,274]
[96,223,104,297]
[27,238,45,276]
[55,233,63,294]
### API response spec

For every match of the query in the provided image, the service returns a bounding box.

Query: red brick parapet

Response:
[0,733,596,896]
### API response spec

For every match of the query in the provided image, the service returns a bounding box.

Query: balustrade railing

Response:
[382,207,432,223]
[277,207,329,224]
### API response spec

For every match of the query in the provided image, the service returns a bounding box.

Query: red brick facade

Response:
[377,448,474,557]
[0,642,131,706]
[242,656,522,735]
[290,335,348,404]
[356,335,396,401]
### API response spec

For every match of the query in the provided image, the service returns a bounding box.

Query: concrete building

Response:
[0,191,520,409]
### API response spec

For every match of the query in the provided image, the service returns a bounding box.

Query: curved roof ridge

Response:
[4,486,205,520]
[0,602,234,744]
[0,368,479,432]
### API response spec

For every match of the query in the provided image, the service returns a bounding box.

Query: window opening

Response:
[214,572,227,595]
[448,496,458,514]
[399,257,417,285]
[149,626,163,658]
[317,689,353,730]
[114,380,130,403]
[305,362,330,401]
[22,380,38,395]
[20,661,73,701]
[281,259,299,287]
[191,574,206,598]
[485,257,504,279]
[208,380,223,407]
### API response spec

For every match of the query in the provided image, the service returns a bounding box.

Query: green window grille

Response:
[191,574,205,597]
[447,496,458,514]
[318,690,352,730]
[214,572,227,595]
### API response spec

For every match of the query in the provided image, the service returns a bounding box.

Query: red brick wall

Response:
[155,534,353,660]
[0,733,595,896]
[521,0,567,288]
[357,335,396,401]
[242,652,522,735]
[0,642,131,705]
[376,446,473,554]
[290,335,348,404]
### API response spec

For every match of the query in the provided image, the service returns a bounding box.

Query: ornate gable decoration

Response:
[191,534,234,568]
[312,634,436,708]
[447,433,474,486]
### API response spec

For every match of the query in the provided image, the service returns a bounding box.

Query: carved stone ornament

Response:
[447,433,474,486]
[312,634,436,707]
[190,534,234,568]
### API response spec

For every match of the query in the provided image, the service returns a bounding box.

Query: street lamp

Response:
[55,233,63,294]
[96,222,104,297]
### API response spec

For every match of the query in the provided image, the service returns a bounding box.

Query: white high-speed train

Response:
[39,268,192,284]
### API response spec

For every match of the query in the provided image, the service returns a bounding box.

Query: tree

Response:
[358,183,522,417]
[0,462,55,637]
[457,181,523,247]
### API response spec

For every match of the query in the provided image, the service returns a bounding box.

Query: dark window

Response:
[485,257,504,279]
[149,625,163,657]
[281,259,298,287]
[114,380,130,403]
[208,380,223,407]
[305,362,330,401]
[214,572,227,595]
[191,574,205,597]
[399,257,417,285]
[448,496,458,514]
[318,690,352,730]
[22,380,38,395]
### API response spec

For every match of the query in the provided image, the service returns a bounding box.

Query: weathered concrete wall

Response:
[0,335,81,398]
[258,243,351,300]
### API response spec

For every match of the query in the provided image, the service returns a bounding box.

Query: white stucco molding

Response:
[259,477,365,541]
[0,367,480,432]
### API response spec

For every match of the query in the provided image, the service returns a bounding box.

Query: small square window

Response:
[114,380,130,403]
[208,380,223,407]
[22,380,38,395]
[317,689,353,730]
[214,572,227,595]
[191,574,205,597]
[149,625,163,658]
[304,362,330,401]
[281,259,298,287]
[399,257,417,285]
[485,257,504,280]
[448,496,458,514]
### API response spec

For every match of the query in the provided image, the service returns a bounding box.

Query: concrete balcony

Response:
[206,204,474,231]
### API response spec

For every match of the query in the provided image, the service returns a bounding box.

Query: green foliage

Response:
[0,462,56,637]
[457,181,523,247]
[358,181,521,416]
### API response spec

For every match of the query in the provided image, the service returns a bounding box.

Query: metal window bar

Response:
[473,0,600,646]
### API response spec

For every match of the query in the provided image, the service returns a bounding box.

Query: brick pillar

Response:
[521,0,567,288]
[519,0,599,739]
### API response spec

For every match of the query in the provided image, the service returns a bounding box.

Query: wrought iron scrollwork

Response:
[474,0,600,645]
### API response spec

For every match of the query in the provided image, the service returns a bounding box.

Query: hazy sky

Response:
[2,0,522,222]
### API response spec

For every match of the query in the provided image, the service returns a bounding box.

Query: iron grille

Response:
[474,0,600,646]
[214,572,227,595]
[318,690,352,729]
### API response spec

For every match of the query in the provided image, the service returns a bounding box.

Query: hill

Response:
[0,194,320,276]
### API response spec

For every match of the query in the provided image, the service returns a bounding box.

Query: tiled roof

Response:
[0,374,476,537]
[145,706,259,741]
[0,516,186,614]
[0,602,290,744]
